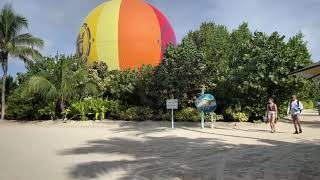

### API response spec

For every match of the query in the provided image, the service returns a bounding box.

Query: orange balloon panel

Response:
[119,0,161,69]
[77,0,176,70]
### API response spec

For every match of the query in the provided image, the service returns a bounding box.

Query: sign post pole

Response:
[166,98,178,130]
[171,108,174,129]
[211,112,215,129]
[201,86,205,129]
[201,112,205,129]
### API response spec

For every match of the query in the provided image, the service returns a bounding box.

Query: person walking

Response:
[266,97,278,133]
[287,95,304,134]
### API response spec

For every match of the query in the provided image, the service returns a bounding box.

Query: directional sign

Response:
[166,99,178,129]
[166,99,178,110]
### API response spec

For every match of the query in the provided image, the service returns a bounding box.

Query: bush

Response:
[38,102,57,120]
[119,106,153,121]
[153,110,172,121]
[301,100,314,109]
[66,100,89,121]
[107,100,122,119]
[204,113,224,122]
[119,107,139,121]
[161,112,172,121]
[216,114,224,121]
[176,107,199,122]
[232,112,249,122]
[6,88,44,120]
[6,95,35,120]
[141,107,154,120]
[65,98,122,121]
[224,107,249,122]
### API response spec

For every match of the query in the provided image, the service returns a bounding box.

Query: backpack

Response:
[290,100,302,113]
[298,101,302,113]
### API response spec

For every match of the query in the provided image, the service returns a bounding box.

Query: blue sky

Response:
[1,0,320,76]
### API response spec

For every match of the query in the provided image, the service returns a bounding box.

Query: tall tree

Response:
[230,31,312,116]
[185,21,313,118]
[0,4,43,119]
[149,38,206,108]
[187,22,232,83]
[186,22,233,111]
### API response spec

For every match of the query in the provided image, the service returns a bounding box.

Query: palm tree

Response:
[23,55,98,115]
[0,4,44,119]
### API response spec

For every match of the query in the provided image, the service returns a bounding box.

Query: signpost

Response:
[201,87,205,129]
[166,99,178,129]
[211,112,216,129]
[195,86,217,129]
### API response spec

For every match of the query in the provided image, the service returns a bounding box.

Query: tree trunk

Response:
[1,53,8,120]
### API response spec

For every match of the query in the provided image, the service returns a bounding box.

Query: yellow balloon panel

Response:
[77,0,122,70]
[77,3,105,64]
[96,0,122,70]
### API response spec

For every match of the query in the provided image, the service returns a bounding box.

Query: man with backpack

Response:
[287,95,304,134]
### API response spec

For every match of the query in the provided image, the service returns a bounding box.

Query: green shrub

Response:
[65,98,122,120]
[141,107,154,120]
[67,100,89,121]
[176,107,199,121]
[86,98,121,120]
[224,107,249,122]
[119,106,153,121]
[153,110,171,121]
[107,100,121,119]
[38,102,57,120]
[6,95,35,120]
[6,88,44,120]
[216,114,224,121]
[301,100,314,109]
[233,112,249,122]
[161,112,172,121]
[119,107,139,121]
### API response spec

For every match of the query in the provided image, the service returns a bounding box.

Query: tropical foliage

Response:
[21,55,98,113]
[187,22,312,119]
[0,4,44,119]
[1,3,318,122]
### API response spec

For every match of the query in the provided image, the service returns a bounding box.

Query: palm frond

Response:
[8,46,42,63]
[23,76,58,101]
[12,33,44,48]
[0,4,28,43]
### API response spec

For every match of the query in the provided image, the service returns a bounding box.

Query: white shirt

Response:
[288,100,304,115]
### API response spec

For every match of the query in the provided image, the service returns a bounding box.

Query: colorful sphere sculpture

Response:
[76,0,176,70]
[195,94,217,113]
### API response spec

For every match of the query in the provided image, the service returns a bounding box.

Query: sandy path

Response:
[0,110,319,180]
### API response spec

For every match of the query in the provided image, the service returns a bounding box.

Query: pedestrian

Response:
[287,95,304,134]
[266,97,278,133]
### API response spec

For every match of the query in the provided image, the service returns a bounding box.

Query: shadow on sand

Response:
[281,117,320,129]
[58,122,320,180]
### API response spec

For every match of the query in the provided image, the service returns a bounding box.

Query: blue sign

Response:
[195,94,217,113]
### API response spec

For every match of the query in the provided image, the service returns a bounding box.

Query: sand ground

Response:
[0,110,319,180]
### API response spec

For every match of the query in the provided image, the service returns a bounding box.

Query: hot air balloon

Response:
[76,0,176,70]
